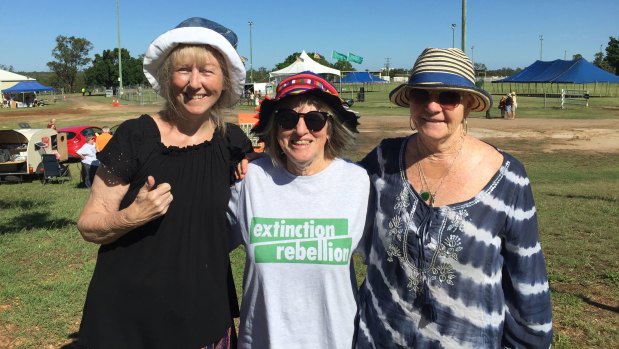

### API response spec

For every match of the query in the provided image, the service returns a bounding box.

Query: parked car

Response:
[57,125,102,161]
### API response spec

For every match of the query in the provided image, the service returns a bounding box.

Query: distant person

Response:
[82,87,86,96]
[76,136,98,188]
[355,48,553,348]
[499,95,507,118]
[511,91,518,119]
[76,17,251,348]
[47,118,57,130]
[505,92,514,119]
[95,126,112,152]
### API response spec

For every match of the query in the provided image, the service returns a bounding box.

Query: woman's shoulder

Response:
[334,158,369,177]
[247,155,276,176]
[474,139,528,178]
[224,122,249,141]
[224,122,243,133]
[377,136,408,149]
[116,114,156,134]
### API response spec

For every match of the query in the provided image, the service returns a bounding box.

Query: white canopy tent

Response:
[269,51,341,78]
[0,69,34,94]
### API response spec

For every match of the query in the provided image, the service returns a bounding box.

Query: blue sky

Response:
[1,0,617,73]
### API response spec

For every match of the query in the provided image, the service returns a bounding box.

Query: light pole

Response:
[451,24,457,48]
[471,45,475,66]
[116,0,123,97]
[539,34,543,60]
[248,21,254,83]
[461,0,467,52]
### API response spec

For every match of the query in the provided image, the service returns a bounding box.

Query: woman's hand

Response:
[77,166,173,245]
[127,176,173,222]
[234,152,262,180]
[235,158,249,180]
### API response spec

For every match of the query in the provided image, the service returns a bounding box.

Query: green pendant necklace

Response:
[416,138,464,206]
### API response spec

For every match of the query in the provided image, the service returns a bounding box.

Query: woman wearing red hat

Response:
[228,71,371,348]
[355,48,552,348]
[76,18,252,348]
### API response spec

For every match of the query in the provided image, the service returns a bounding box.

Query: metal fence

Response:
[118,88,162,105]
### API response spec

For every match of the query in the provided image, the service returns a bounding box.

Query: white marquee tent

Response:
[269,51,341,78]
[0,69,34,93]
[0,69,33,82]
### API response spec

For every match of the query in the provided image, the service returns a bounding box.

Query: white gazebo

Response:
[269,51,340,79]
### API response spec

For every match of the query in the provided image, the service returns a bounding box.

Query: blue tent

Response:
[496,58,619,83]
[2,80,54,93]
[341,72,387,83]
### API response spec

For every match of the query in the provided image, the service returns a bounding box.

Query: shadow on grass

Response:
[0,199,49,210]
[60,332,85,349]
[577,294,619,314]
[551,286,619,314]
[544,192,618,203]
[0,211,75,235]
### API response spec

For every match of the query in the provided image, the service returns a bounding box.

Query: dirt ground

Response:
[3,96,619,153]
[362,117,619,153]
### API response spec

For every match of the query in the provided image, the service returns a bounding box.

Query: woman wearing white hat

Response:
[76,17,252,348]
[355,48,552,348]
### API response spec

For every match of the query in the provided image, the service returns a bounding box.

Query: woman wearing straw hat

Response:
[228,71,371,348]
[354,48,552,348]
[76,17,252,348]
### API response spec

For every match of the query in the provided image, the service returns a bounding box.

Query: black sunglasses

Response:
[408,89,462,110]
[275,109,329,132]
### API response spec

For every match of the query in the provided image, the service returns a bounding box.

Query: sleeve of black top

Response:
[96,117,144,183]
[226,123,254,161]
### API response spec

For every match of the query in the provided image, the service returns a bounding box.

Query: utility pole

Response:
[451,24,457,48]
[461,0,467,52]
[248,21,254,83]
[116,0,123,97]
[539,34,543,60]
[384,58,391,79]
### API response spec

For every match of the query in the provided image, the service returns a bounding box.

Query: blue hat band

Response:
[408,72,475,88]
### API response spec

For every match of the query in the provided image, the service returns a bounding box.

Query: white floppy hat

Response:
[390,48,492,112]
[143,17,246,107]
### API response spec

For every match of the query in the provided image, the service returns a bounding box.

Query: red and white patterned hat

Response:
[252,71,359,133]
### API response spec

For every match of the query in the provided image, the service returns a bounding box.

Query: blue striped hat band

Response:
[389,48,492,112]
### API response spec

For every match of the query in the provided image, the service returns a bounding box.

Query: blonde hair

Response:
[156,44,233,134]
[255,94,356,168]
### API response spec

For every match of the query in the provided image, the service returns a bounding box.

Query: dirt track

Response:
[359,116,619,153]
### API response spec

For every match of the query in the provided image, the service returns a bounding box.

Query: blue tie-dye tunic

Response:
[355,137,552,349]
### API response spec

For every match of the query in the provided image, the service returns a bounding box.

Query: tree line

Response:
[3,36,619,93]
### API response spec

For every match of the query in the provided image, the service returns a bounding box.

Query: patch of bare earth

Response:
[360,117,619,153]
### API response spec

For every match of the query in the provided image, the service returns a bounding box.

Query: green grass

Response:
[1,95,619,348]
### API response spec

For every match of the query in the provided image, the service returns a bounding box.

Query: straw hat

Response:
[142,17,245,107]
[251,71,359,134]
[390,48,492,112]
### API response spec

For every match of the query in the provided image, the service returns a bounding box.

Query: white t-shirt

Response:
[229,156,371,349]
[76,143,98,165]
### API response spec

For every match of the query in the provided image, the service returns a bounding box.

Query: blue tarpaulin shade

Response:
[496,58,619,83]
[2,80,54,93]
[341,72,387,83]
